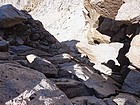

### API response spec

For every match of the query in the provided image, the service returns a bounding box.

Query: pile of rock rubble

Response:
[0,3,140,105]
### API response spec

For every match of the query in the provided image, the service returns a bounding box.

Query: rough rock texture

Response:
[113,93,140,105]
[0,2,140,105]
[126,35,140,69]
[77,42,123,65]
[0,4,27,28]
[0,62,72,105]
[30,0,88,42]
[84,73,120,98]
[122,70,140,96]
[50,78,90,98]
[90,0,140,23]
[26,54,58,77]
[0,0,41,12]
[0,40,9,52]
[71,96,106,105]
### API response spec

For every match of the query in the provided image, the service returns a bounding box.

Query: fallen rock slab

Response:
[0,40,9,52]
[0,61,72,105]
[50,78,90,98]
[84,73,120,98]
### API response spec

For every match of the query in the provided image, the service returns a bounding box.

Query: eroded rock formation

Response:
[0,1,140,105]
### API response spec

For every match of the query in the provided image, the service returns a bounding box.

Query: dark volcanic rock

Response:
[26,54,58,77]
[0,40,9,52]
[0,61,72,105]
[122,70,140,96]
[0,4,27,28]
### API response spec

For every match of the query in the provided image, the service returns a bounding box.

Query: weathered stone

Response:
[0,4,27,28]
[103,98,117,105]
[98,18,120,35]
[26,54,58,77]
[122,70,140,96]
[90,0,140,23]
[10,45,51,60]
[0,0,41,12]
[0,61,72,105]
[77,42,123,65]
[0,40,9,52]
[48,53,72,64]
[87,28,110,44]
[30,33,40,41]
[50,78,90,98]
[113,93,140,105]
[126,35,140,68]
[84,73,120,98]
[90,0,123,20]
[60,63,95,81]
[15,37,24,45]
[30,0,87,42]
[0,52,10,60]
[71,96,106,105]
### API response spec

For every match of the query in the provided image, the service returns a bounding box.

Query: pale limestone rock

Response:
[31,0,88,42]
[84,73,120,98]
[126,35,140,68]
[90,0,140,23]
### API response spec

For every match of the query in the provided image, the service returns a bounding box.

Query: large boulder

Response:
[0,61,72,105]
[90,0,140,23]
[0,4,27,28]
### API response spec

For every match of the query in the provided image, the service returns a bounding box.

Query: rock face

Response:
[0,62,72,105]
[84,73,120,98]
[30,0,87,42]
[126,35,140,69]
[0,2,140,105]
[0,0,41,12]
[90,0,140,23]
[77,42,123,65]
[113,93,140,105]
[122,70,140,96]
[0,40,9,52]
[50,78,90,98]
[0,4,27,28]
